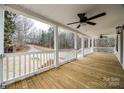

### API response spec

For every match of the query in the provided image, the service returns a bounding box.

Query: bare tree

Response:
[13,15,34,47]
[23,17,34,45]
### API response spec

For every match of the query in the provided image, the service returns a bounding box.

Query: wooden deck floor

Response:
[6,52,124,89]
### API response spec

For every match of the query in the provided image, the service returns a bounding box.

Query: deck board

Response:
[6,52,124,89]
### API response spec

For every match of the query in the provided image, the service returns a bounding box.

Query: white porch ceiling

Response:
[8,4,124,36]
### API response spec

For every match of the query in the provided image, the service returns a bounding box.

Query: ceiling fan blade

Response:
[77,13,85,19]
[87,21,96,25]
[67,21,80,25]
[77,24,81,29]
[88,12,106,20]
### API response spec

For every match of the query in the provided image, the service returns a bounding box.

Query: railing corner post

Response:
[81,37,84,57]
[0,5,4,88]
[74,32,77,59]
[54,25,59,67]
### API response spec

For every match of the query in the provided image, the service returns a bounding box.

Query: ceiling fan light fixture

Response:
[82,23,87,25]
[100,34,103,38]
[67,12,106,29]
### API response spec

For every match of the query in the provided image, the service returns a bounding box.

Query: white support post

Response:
[81,37,84,57]
[0,5,4,88]
[114,35,117,54]
[91,38,94,52]
[87,38,90,53]
[88,38,90,48]
[54,25,59,67]
[118,34,121,62]
[122,27,124,69]
[74,32,77,59]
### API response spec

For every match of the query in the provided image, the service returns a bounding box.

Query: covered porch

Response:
[0,4,124,89]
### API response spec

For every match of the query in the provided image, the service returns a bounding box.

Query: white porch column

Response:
[122,26,124,69]
[54,25,59,67]
[74,32,77,59]
[114,35,117,54]
[88,38,90,53]
[91,38,94,52]
[81,37,84,57]
[0,5,4,88]
[88,38,90,48]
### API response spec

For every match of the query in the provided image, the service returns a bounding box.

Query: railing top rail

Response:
[4,50,55,57]
[94,47,115,48]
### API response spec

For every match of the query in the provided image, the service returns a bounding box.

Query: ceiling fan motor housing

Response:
[80,17,87,23]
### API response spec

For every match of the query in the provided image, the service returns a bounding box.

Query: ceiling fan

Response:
[67,12,106,29]
[99,34,107,38]
[99,32,115,38]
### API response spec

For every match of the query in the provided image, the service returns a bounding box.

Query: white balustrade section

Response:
[77,48,82,58]
[2,51,55,85]
[59,49,76,65]
[84,48,92,55]
[93,47,114,53]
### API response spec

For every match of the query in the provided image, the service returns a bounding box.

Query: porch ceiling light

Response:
[116,26,122,34]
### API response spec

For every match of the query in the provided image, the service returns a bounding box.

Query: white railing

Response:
[59,49,76,65]
[77,48,82,58]
[1,48,92,86]
[93,47,114,53]
[84,48,91,55]
[2,51,55,85]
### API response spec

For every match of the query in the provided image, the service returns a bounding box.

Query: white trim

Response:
[0,5,4,54]
[54,25,59,67]
[81,38,84,57]
[4,51,55,57]
[0,5,4,88]
[91,38,94,52]
[74,32,77,59]
[123,28,124,69]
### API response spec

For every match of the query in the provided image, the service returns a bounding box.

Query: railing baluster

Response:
[38,54,40,69]
[40,53,41,68]
[37,53,38,70]
[49,53,51,66]
[3,51,55,85]
[6,57,9,80]
[24,55,26,74]
[29,54,31,73]
[52,53,53,64]
[50,53,52,65]
[33,54,35,71]
[51,53,53,65]
[13,56,15,78]
[46,53,48,66]
[44,53,45,67]
[19,56,21,76]
[43,53,44,68]
[47,53,48,66]
[49,53,51,65]
[41,53,43,68]
[47,53,49,66]
[48,53,50,66]
[45,53,47,67]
